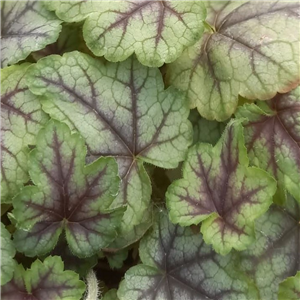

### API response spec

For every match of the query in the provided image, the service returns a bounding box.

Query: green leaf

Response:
[45,0,206,67]
[236,86,300,203]
[12,120,123,258]
[105,249,128,270]
[1,1,62,67]
[239,195,300,300]
[1,223,16,286]
[26,51,192,248]
[278,272,300,300]
[1,64,48,203]
[166,120,276,255]
[166,1,300,121]
[118,210,258,300]
[1,256,85,300]
[103,289,119,300]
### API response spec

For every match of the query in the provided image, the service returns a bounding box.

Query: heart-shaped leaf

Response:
[1,223,16,286]
[236,86,300,203]
[1,256,85,300]
[166,120,276,255]
[45,0,206,67]
[12,120,123,258]
[1,0,62,67]
[239,195,300,300]
[118,210,258,300]
[1,64,48,203]
[278,272,300,300]
[26,51,192,249]
[166,1,300,120]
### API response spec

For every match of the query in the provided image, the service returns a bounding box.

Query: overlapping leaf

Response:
[45,0,206,67]
[166,120,276,255]
[1,223,16,286]
[239,195,300,300]
[1,0,62,67]
[1,64,48,203]
[278,272,300,300]
[118,210,257,300]
[236,86,300,202]
[1,256,85,300]
[26,51,192,249]
[12,120,122,258]
[166,1,300,120]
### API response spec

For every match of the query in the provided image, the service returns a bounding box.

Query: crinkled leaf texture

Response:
[26,51,192,249]
[166,1,300,120]
[118,210,258,300]
[278,272,300,300]
[1,0,62,67]
[1,64,48,203]
[1,223,16,286]
[236,86,300,203]
[167,120,276,255]
[1,256,85,300]
[45,0,206,67]
[239,195,300,300]
[12,120,123,258]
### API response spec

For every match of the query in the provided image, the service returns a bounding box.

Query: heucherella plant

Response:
[1,1,299,300]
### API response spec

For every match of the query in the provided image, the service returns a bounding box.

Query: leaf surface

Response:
[26,51,192,248]
[236,86,300,202]
[1,256,85,300]
[118,210,257,300]
[278,272,300,300]
[12,120,122,257]
[166,1,300,120]
[1,64,48,203]
[45,0,206,67]
[1,0,62,67]
[1,223,16,286]
[166,120,276,255]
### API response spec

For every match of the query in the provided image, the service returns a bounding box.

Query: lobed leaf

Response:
[118,210,257,300]
[1,223,16,286]
[166,1,300,120]
[1,0,62,67]
[12,120,123,257]
[1,64,48,203]
[278,272,300,300]
[236,86,300,203]
[166,120,276,255]
[26,51,192,249]
[45,0,206,67]
[1,256,85,300]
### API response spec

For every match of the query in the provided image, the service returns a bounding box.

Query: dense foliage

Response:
[1,1,299,300]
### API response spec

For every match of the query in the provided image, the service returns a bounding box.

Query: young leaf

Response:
[118,210,258,300]
[26,51,192,248]
[45,0,206,67]
[166,1,300,120]
[236,86,300,203]
[12,120,122,258]
[1,223,16,286]
[1,256,85,300]
[103,289,119,300]
[278,272,300,300]
[1,64,48,203]
[1,0,62,67]
[166,120,277,255]
[239,195,300,300]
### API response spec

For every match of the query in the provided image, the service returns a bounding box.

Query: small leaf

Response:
[236,86,300,203]
[239,195,300,300]
[12,120,122,258]
[166,1,300,120]
[1,256,85,300]
[278,272,300,300]
[166,120,276,255]
[1,64,48,203]
[105,249,128,270]
[103,289,119,300]
[1,223,16,286]
[1,0,62,67]
[118,210,258,300]
[45,0,206,67]
[26,51,192,249]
